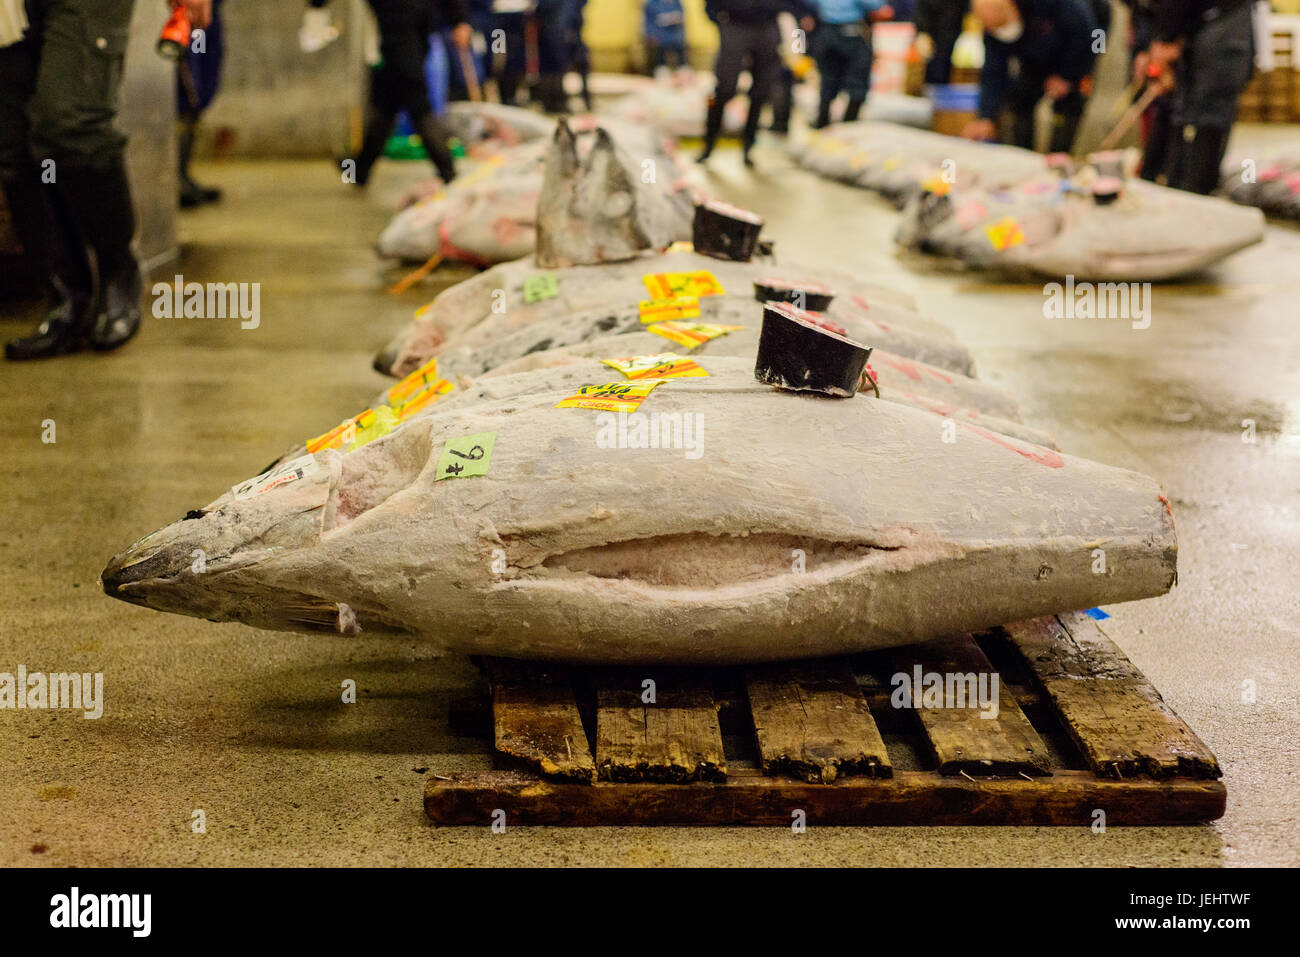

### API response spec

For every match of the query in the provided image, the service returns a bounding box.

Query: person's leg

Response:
[1139,92,1174,182]
[1047,88,1086,154]
[388,31,457,182]
[700,23,744,160]
[23,0,141,355]
[814,28,843,128]
[177,0,223,205]
[1005,71,1041,149]
[1167,4,1253,194]
[770,66,793,134]
[741,22,781,161]
[925,26,957,86]
[841,29,873,123]
[0,29,96,359]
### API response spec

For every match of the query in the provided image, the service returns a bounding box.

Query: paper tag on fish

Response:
[666,240,694,253]
[646,320,743,350]
[435,431,497,481]
[232,454,320,499]
[306,405,400,454]
[642,270,724,300]
[523,272,559,304]
[984,216,1025,251]
[555,380,665,413]
[638,295,700,323]
[393,379,453,420]
[600,353,708,379]
[881,156,903,171]
[386,357,443,407]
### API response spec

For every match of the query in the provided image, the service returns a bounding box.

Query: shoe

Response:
[180,176,222,208]
[5,293,90,360]
[88,264,143,351]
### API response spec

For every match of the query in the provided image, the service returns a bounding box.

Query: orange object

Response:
[157,1,191,60]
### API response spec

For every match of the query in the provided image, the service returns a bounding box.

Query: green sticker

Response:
[523,272,559,304]
[436,431,497,481]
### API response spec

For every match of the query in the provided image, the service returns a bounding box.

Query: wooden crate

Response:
[426,611,1224,826]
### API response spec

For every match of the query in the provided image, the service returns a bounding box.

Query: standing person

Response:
[698,0,787,166]
[308,0,471,186]
[1149,0,1254,194]
[644,0,686,73]
[1122,0,1175,182]
[811,0,894,129]
[178,0,224,207]
[914,0,965,85]
[961,0,1097,154]
[2,0,213,360]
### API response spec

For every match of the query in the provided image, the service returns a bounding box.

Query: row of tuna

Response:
[101,120,1178,664]
[793,121,1265,280]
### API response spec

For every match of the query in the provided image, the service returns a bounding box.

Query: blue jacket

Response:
[978,0,1097,120]
[813,0,885,25]
[644,0,686,45]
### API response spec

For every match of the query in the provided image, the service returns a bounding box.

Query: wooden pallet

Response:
[425,611,1224,826]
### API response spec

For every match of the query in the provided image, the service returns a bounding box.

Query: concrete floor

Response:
[2,129,1298,867]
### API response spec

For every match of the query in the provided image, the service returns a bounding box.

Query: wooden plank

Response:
[891,635,1052,777]
[1003,613,1221,780]
[484,658,596,784]
[595,670,725,782]
[425,768,1226,826]
[744,659,892,782]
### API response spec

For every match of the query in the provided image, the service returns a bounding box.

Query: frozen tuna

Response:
[101,364,1173,664]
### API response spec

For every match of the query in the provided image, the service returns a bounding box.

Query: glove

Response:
[299,8,339,54]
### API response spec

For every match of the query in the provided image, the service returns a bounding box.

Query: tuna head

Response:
[535,118,691,268]
[99,432,435,637]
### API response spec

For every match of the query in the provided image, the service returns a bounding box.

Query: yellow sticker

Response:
[984,216,1026,251]
[642,270,724,300]
[555,380,665,413]
[646,320,743,350]
[394,378,454,420]
[638,295,700,323]
[921,174,952,196]
[386,357,441,406]
[666,240,694,253]
[306,405,400,455]
[600,353,708,379]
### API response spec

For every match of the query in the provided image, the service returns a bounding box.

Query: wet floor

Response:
[2,128,1298,866]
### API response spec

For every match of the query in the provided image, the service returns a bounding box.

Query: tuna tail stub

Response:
[536,119,683,268]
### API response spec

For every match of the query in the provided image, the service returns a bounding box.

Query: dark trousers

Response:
[1005,67,1088,153]
[490,11,527,105]
[705,19,781,150]
[815,23,873,127]
[1165,1,1254,194]
[354,0,457,183]
[923,24,958,85]
[0,0,137,303]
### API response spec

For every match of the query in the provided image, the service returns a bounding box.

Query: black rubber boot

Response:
[178,115,221,208]
[1,169,94,360]
[59,161,143,352]
[413,110,458,184]
[1047,110,1082,156]
[1011,111,1035,150]
[843,96,865,124]
[1173,125,1229,195]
